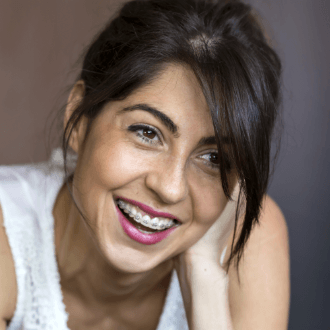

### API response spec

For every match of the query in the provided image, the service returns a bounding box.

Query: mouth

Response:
[116,198,180,234]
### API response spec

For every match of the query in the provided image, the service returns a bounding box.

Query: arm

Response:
[0,203,17,329]
[175,196,290,330]
[227,196,290,330]
[175,253,233,330]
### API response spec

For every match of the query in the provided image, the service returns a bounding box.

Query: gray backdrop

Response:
[0,0,329,329]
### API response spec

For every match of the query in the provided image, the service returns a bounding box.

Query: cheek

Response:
[78,121,143,185]
[189,174,228,226]
[90,144,145,189]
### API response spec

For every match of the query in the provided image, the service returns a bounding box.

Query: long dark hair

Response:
[63,0,282,270]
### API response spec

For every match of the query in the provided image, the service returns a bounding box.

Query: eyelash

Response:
[127,124,232,172]
[127,124,162,145]
[199,153,219,169]
[199,152,232,172]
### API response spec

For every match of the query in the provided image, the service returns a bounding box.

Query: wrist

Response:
[174,253,232,330]
[175,253,228,289]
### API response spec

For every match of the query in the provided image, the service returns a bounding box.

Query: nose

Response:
[145,157,188,205]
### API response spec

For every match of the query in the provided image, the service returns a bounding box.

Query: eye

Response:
[199,152,219,167]
[199,152,232,172]
[127,124,161,145]
[142,128,156,139]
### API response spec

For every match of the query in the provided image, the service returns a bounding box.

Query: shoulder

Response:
[226,195,290,330]
[0,163,54,324]
[0,161,65,326]
[0,203,17,324]
[0,162,64,212]
[246,195,289,254]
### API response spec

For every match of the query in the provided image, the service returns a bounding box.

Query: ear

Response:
[64,80,87,153]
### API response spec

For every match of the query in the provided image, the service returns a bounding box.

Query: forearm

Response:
[175,255,233,330]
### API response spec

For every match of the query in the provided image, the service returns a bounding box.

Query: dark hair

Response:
[63,0,282,271]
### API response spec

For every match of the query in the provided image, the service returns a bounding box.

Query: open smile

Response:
[115,197,181,245]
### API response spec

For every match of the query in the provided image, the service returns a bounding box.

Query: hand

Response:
[175,183,241,266]
[172,184,240,330]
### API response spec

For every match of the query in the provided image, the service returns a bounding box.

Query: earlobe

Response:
[64,80,86,153]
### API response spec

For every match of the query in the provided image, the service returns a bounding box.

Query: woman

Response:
[0,0,290,329]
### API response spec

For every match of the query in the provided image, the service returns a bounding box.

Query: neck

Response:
[53,184,173,308]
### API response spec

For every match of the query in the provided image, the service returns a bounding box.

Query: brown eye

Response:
[127,124,161,145]
[143,129,156,139]
[209,153,219,165]
[199,151,232,172]
[198,152,220,170]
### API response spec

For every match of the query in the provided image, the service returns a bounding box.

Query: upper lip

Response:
[116,196,180,222]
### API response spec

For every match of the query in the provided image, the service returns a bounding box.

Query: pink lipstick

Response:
[116,196,180,222]
[115,204,179,245]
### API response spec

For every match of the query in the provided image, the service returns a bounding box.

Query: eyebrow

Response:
[120,103,179,135]
[196,136,231,148]
[120,103,231,146]
[197,136,217,147]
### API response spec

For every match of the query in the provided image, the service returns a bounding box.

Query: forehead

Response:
[125,64,214,136]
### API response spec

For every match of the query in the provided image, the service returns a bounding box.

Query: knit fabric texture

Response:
[0,151,189,330]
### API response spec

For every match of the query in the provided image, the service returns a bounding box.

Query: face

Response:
[68,64,235,273]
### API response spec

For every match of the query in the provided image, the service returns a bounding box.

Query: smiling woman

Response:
[0,0,289,330]
[62,64,233,273]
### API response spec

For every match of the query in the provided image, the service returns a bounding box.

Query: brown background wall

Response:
[0,0,123,164]
[1,1,329,329]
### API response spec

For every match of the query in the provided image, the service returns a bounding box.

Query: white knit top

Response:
[0,150,226,330]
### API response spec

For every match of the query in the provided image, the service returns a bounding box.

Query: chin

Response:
[96,232,172,274]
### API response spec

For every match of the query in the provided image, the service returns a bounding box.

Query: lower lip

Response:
[115,205,178,245]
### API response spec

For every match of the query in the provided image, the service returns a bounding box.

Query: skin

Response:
[0,63,290,330]
[54,63,237,329]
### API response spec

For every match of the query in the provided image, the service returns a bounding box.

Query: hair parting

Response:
[62,0,282,271]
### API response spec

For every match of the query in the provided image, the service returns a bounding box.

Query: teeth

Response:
[130,207,137,216]
[142,215,151,225]
[138,228,155,235]
[166,220,173,228]
[123,204,130,213]
[151,217,159,228]
[117,199,178,231]
[158,220,166,230]
[134,212,142,223]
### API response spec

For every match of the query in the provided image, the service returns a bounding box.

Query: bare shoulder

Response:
[0,202,17,325]
[246,195,289,252]
[226,195,290,330]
